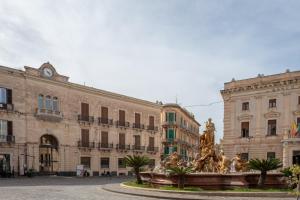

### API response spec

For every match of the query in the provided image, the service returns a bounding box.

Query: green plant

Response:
[26,168,35,178]
[281,167,293,177]
[290,165,300,200]
[248,158,282,188]
[124,155,150,184]
[166,166,193,189]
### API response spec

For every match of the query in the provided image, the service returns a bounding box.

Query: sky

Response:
[1,0,300,142]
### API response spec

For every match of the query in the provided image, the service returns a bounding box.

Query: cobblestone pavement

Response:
[0,177,296,200]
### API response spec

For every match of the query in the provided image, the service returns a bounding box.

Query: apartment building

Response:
[221,70,300,167]
[161,104,200,160]
[0,62,200,176]
[0,62,162,176]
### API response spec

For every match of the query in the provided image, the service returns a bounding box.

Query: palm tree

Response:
[124,155,150,184]
[248,158,282,187]
[167,166,193,189]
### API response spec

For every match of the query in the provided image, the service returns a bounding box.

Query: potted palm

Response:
[124,155,150,184]
[248,158,282,188]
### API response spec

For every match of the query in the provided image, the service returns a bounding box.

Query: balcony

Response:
[147,125,158,132]
[98,117,113,126]
[77,141,95,148]
[116,121,130,128]
[98,143,113,149]
[78,115,94,124]
[132,123,145,130]
[0,103,14,111]
[132,145,145,152]
[0,135,15,143]
[35,108,63,122]
[162,138,178,144]
[162,121,177,128]
[147,146,158,152]
[116,144,130,150]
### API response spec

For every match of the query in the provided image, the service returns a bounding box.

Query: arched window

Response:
[38,94,44,109]
[53,97,59,111]
[45,96,52,110]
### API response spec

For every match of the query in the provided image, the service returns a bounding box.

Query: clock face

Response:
[43,67,53,77]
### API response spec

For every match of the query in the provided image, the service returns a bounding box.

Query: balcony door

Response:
[81,103,89,119]
[81,129,89,147]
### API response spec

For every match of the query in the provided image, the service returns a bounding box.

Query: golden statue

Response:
[162,152,180,168]
[217,150,231,174]
[231,153,248,172]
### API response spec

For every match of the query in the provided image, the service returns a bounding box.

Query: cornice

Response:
[0,65,162,109]
[221,76,300,96]
[264,111,281,119]
[237,113,253,121]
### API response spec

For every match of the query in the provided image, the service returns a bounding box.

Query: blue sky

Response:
[1,0,300,141]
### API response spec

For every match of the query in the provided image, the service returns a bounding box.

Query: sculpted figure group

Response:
[159,118,248,174]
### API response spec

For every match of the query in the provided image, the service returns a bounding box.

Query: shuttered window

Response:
[134,135,141,146]
[135,113,141,125]
[149,116,154,127]
[101,107,108,123]
[119,110,125,126]
[81,129,89,147]
[101,131,108,144]
[81,103,89,117]
[149,137,154,147]
[119,133,125,145]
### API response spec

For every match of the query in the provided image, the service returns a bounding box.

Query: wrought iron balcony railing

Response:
[0,135,15,143]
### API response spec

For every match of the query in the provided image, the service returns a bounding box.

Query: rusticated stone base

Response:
[140,172,286,189]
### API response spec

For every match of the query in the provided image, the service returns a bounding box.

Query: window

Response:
[100,157,109,168]
[134,113,141,128]
[298,96,300,105]
[118,158,126,168]
[38,95,44,109]
[242,102,249,111]
[134,135,141,147]
[119,133,125,146]
[45,96,52,110]
[119,110,125,126]
[297,117,300,127]
[166,128,175,140]
[166,112,176,122]
[269,99,276,108]
[52,97,59,111]
[101,107,108,123]
[267,120,277,136]
[240,153,249,161]
[0,88,7,104]
[149,137,154,148]
[81,129,89,147]
[267,152,275,160]
[81,103,89,117]
[241,122,249,138]
[101,131,108,145]
[149,116,154,130]
[81,157,91,168]
[0,120,8,135]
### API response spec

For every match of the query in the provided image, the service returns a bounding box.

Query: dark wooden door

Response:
[81,103,89,117]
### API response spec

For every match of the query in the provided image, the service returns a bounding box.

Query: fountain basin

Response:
[140,172,286,189]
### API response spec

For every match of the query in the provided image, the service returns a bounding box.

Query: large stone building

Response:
[0,62,200,176]
[161,104,200,160]
[221,70,300,167]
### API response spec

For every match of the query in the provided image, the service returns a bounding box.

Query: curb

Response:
[102,183,294,199]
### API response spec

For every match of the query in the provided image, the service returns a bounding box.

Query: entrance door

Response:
[293,151,300,165]
[39,135,59,174]
[0,154,10,177]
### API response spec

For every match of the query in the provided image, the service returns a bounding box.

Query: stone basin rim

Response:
[120,183,293,198]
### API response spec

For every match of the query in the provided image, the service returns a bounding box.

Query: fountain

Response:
[140,118,286,189]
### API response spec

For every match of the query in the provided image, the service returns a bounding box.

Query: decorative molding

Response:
[293,110,300,116]
[237,114,254,121]
[264,111,281,119]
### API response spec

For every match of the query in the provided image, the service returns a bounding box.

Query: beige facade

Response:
[161,104,200,160]
[0,63,164,176]
[221,70,300,167]
[0,63,200,176]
